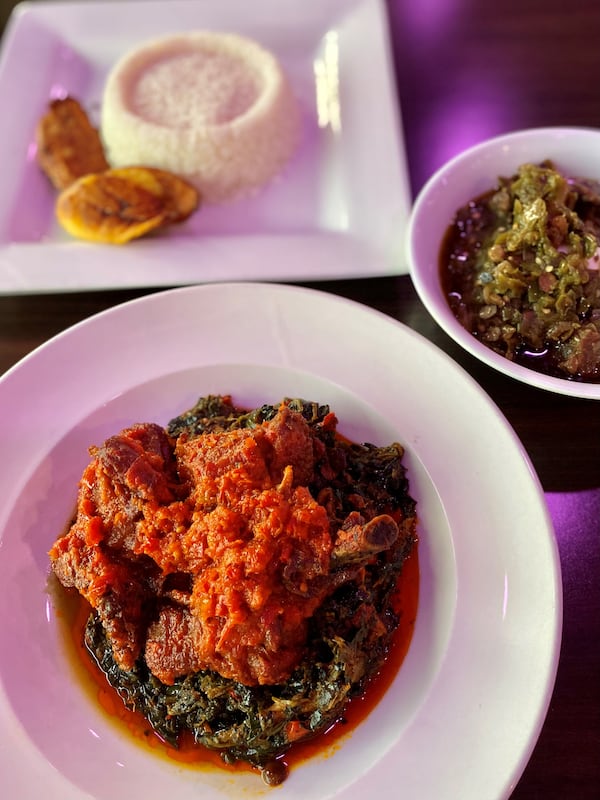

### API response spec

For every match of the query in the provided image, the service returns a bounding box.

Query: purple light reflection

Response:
[545,490,600,598]
[400,0,465,41]
[392,0,525,191]
[546,490,600,543]
[424,85,515,178]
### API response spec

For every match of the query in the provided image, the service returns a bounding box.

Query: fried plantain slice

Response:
[56,167,200,244]
[56,172,168,244]
[36,97,110,190]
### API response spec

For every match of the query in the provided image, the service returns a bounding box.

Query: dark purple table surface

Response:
[0,1,599,797]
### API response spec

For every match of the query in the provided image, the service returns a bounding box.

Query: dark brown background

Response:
[0,1,599,797]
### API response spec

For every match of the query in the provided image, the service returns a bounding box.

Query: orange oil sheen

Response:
[54,544,419,779]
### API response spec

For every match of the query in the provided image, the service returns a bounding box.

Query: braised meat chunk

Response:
[50,422,181,669]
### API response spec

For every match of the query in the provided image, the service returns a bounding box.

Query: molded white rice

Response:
[101,31,301,204]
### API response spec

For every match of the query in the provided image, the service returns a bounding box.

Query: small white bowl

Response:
[406,126,600,399]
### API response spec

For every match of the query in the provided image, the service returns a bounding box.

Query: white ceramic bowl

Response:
[406,126,600,399]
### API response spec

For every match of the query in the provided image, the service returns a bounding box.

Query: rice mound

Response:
[101,31,301,204]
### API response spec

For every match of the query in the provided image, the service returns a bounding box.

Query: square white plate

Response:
[0,0,411,293]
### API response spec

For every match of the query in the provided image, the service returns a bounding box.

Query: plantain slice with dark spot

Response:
[123,167,200,224]
[56,167,200,244]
